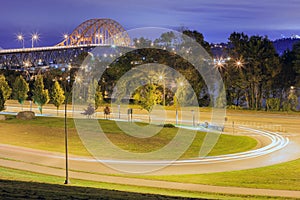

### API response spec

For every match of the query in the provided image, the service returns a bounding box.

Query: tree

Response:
[86,79,103,110]
[13,75,29,110]
[227,32,280,110]
[182,30,211,55]
[154,31,176,48]
[174,78,197,107]
[133,83,162,122]
[0,90,5,111]
[32,75,50,114]
[95,84,103,110]
[274,50,296,105]
[51,80,65,115]
[292,42,300,87]
[81,104,95,118]
[288,91,298,111]
[0,74,12,102]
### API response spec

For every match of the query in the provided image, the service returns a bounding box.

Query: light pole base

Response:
[64,179,70,184]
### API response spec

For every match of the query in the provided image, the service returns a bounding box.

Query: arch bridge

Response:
[0,18,131,69]
[56,18,130,46]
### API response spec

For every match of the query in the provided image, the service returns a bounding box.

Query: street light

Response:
[234,58,246,69]
[63,65,83,184]
[236,61,242,66]
[214,57,226,70]
[175,81,185,125]
[63,74,70,184]
[159,75,166,107]
[63,64,74,184]
[31,33,39,48]
[17,33,25,49]
[191,110,195,127]
[290,86,300,95]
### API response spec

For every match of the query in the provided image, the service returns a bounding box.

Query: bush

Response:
[162,123,175,128]
[266,98,280,111]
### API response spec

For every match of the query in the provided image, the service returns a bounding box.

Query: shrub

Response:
[266,98,280,111]
[162,123,175,128]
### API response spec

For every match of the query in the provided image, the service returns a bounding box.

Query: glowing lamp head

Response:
[17,34,23,40]
[32,34,38,40]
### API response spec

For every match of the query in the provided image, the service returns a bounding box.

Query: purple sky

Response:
[1,0,300,49]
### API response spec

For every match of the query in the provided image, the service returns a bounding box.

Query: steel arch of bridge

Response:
[57,19,131,46]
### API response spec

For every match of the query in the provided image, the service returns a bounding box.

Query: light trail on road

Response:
[44,126,289,166]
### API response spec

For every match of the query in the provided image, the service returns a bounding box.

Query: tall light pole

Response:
[63,65,74,184]
[17,34,25,49]
[63,73,70,184]
[31,33,39,48]
[159,75,166,107]
[176,81,184,125]
[63,65,81,184]
[191,110,195,127]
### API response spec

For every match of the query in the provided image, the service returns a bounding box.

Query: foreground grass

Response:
[0,166,286,200]
[138,158,300,191]
[0,116,257,158]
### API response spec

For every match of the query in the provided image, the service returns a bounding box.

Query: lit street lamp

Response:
[290,86,300,95]
[63,77,70,184]
[63,66,72,184]
[31,33,39,48]
[159,75,166,107]
[234,60,244,69]
[63,65,82,184]
[17,34,25,48]
[175,81,184,125]
[191,110,195,127]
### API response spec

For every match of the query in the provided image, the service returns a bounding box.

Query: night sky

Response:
[1,0,300,49]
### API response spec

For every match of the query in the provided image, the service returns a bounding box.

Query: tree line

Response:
[0,30,299,113]
[0,73,103,114]
[104,31,300,111]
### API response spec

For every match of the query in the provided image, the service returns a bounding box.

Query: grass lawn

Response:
[138,158,300,191]
[0,166,287,200]
[0,115,257,158]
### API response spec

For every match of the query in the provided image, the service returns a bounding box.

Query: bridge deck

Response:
[0,44,123,54]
